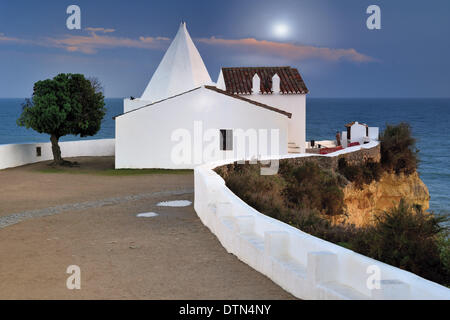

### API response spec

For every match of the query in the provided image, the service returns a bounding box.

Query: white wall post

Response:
[371,280,410,300]
[214,202,235,251]
[264,231,289,258]
[307,251,338,285]
[234,216,255,234]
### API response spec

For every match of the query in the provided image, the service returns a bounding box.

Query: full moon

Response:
[274,24,289,37]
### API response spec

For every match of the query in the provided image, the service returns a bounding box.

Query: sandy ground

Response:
[0,157,293,299]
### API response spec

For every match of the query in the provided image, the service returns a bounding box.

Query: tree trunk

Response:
[50,134,63,164]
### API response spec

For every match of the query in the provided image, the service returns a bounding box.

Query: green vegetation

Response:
[438,233,450,276]
[380,122,418,175]
[221,161,345,218]
[351,200,449,285]
[338,158,382,188]
[280,161,345,216]
[220,162,450,285]
[217,123,449,285]
[17,74,106,165]
[338,122,419,188]
[218,161,358,245]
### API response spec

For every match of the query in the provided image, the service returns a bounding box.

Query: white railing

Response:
[0,139,115,170]
[194,142,450,300]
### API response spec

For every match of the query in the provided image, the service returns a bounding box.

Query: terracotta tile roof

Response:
[345,121,368,127]
[204,86,292,118]
[221,66,308,95]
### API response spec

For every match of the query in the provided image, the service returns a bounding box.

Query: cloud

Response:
[46,28,171,54]
[84,27,116,33]
[1,29,374,63]
[197,37,375,63]
[1,28,171,54]
[0,32,27,44]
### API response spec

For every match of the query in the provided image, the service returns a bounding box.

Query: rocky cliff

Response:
[338,171,430,227]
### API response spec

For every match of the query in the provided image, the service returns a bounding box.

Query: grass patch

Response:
[36,168,193,176]
[100,169,193,176]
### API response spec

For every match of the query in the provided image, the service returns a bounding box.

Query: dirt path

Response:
[0,157,293,299]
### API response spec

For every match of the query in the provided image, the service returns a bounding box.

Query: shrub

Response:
[281,161,345,216]
[380,123,418,175]
[351,199,450,285]
[223,163,287,219]
[338,158,382,188]
[437,232,450,278]
[218,160,450,286]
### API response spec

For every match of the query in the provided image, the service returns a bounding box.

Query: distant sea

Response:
[1,98,449,214]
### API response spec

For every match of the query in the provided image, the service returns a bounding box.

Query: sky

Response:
[0,0,449,98]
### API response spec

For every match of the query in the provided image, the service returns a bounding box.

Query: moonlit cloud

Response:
[0,28,171,54]
[84,27,116,33]
[1,29,374,63]
[46,28,171,54]
[0,32,26,43]
[197,36,375,63]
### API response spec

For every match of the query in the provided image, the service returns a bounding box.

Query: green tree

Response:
[17,73,106,165]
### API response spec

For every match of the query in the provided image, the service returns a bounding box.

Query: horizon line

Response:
[1,96,450,100]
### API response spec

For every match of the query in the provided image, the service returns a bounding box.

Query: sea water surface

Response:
[0,98,449,214]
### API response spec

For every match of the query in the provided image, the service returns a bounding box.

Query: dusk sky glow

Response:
[0,0,449,98]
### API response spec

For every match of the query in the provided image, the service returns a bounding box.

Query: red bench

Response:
[319,146,343,155]
[348,142,361,147]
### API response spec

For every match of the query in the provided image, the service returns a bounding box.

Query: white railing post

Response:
[371,280,410,300]
[307,251,338,285]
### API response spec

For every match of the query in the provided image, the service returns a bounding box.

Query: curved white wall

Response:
[194,143,450,300]
[0,139,115,170]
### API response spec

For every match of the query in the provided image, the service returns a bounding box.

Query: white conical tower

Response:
[141,22,212,102]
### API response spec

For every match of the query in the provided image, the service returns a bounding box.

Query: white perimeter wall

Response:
[0,139,115,170]
[115,87,289,169]
[194,141,450,300]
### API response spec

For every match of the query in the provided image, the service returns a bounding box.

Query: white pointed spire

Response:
[141,22,212,102]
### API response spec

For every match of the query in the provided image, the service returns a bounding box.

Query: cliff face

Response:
[339,171,430,227]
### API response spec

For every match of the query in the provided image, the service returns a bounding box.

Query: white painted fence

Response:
[194,143,450,300]
[0,139,115,170]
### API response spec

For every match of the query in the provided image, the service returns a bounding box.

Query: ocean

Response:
[1,98,449,214]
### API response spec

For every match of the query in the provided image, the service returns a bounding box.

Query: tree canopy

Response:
[17,73,106,164]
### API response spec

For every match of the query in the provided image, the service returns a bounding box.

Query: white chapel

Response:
[114,22,308,169]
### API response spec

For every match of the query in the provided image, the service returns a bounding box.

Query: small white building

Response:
[216,67,308,154]
[115,23,308,169]
[342,121,379,147]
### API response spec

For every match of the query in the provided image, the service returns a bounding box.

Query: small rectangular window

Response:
[220,129,233,151]
[36,146,41,157]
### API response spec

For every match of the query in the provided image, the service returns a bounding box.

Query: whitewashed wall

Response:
[194,142,450,300]
[244,93,306,152]
[349,122,368,144]
[0,139,115,170]
[115,87,289,169]
[124,98,152,113]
